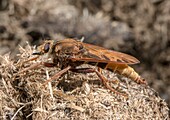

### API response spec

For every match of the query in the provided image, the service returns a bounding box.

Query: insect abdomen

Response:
[83,61,146,84]
[106,63,146,84]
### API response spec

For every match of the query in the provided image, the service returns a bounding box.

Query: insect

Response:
[20,38,147,97]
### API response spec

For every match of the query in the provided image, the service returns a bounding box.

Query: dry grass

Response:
[0,0,170,108]
[0,44,169,119]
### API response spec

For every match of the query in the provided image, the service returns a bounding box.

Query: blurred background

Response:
[0,0,169,108]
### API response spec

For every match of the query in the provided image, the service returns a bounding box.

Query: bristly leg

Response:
[17,60,71,87]
[42,66,71,86]
[18,62,58,74]
[97,67,120,85]
[70,68,128,97]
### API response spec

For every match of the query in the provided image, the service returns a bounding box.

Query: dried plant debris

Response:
[0,45,169,120]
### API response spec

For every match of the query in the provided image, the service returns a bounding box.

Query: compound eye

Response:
[44,43,50,53]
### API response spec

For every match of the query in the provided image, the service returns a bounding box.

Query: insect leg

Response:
[70,68,127,97]
[97,67,121,91]
[42,66,71,86]
[14,62,44,80]
[18,62,43,74]
[94,69,127,97]
[18,62,57,74]
[23,56,39,63]
[43,62,58,67]
[97,68,119,84]
[70,68,94,73]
